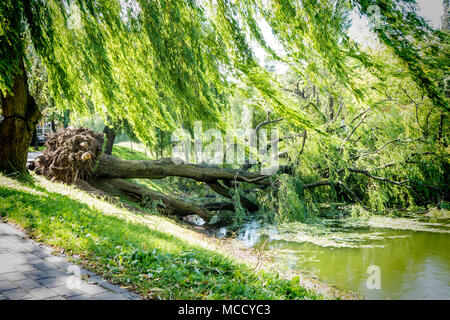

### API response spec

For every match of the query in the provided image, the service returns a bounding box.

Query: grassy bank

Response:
[111,143,150,160]
[0,173,320,300]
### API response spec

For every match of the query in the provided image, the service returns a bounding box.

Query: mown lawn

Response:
[111,144,149,160]
[28,146,45,152]
[0,174,319,300]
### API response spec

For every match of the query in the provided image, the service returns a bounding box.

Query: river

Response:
[230,215,449,299]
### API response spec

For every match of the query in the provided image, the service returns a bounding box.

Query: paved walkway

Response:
[0,220,141,300]
[27,151,43,164]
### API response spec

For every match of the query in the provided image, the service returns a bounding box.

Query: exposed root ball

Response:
[34,127,104,184]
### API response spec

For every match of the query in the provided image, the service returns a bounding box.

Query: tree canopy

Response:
[1,0,447,148]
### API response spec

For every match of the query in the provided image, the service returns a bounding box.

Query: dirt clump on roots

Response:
[33,128,104,184]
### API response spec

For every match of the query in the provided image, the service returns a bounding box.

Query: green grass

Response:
[112,144,149,160]
[0,174,319,300]
[28,146,45,152]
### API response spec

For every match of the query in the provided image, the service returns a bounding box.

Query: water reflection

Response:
[235,220,450,300]
[236,221,263,247]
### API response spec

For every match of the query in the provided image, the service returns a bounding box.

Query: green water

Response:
[234,219,450,300]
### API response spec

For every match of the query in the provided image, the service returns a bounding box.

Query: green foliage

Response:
[28,146,45,152]
[2,0,446,146]
[273,175,319,223]
[355,0,449,112]
[1,0,447,224]
[266,50,449,219]
[0,0,24,95]
[111,144,148,160]
[230,186,249,226]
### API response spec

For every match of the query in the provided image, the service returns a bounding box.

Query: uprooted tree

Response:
[30,127,273,222]
[29,105,448,225]
[1,1,448,226]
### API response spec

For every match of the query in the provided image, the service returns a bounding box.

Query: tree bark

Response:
[94,154,271,185]
[91,154,267,213]
[99,178,213,221]
[31,128,293,222]
[0,63,41,173]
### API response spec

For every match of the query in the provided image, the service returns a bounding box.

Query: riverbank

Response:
[0,173,329,300]
[230,214,449,299]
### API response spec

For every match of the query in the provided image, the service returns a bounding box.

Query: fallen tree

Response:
[29,110,447,226]
[31,127,271,223]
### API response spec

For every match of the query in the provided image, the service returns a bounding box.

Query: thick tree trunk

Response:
[98,178,212,221]
[103,125,116,155]
[32,128,276,222]
[94,154,271,185]
[92,155,267,213]
[0,63,41,173]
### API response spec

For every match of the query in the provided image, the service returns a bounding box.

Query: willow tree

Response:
[0,0,447,174]
[0,0,228,172]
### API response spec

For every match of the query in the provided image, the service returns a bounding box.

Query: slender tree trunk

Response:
[438,112,446,143]
[328,94,334,121]
[103,125,116,155]
[0,63,41,173]
[159,129,163,157]
[32,126,39,151]
[63,110,70,128]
